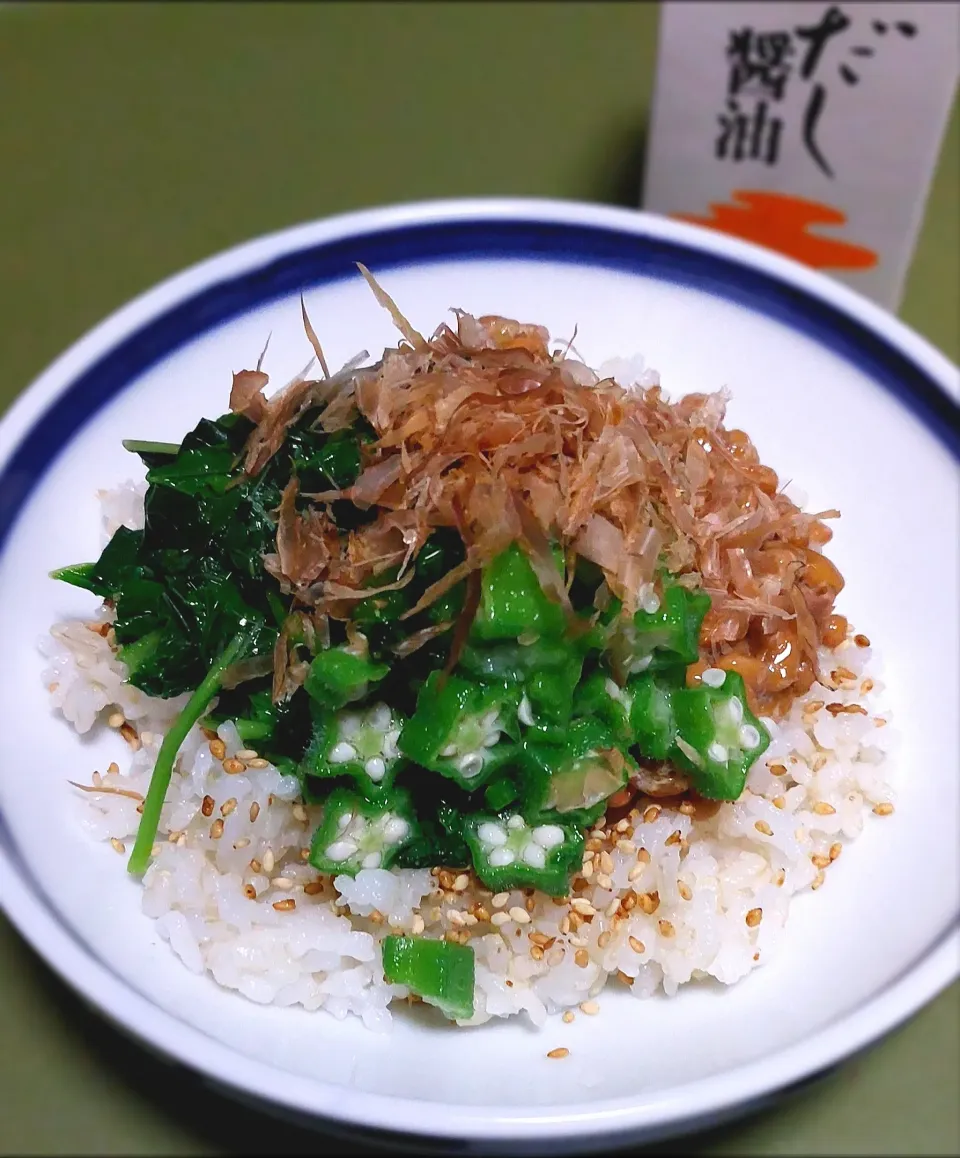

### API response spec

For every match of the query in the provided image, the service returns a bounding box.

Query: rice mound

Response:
[40,483,896,1031]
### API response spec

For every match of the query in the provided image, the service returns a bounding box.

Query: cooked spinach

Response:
[53,412,367,699]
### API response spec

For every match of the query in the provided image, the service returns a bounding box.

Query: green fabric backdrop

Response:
[1,4,956,1154]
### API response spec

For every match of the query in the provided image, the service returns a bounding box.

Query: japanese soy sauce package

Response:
[643,2,958,309]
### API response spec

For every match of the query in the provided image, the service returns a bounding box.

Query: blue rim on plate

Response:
[0,201,957,1149]
[1,217,958,561]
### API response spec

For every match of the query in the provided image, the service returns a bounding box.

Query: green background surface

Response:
[0,4,957,1155]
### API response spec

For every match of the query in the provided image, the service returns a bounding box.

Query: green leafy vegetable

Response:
[55,371,786,902]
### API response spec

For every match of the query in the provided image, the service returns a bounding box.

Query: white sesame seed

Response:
[491,892,510,908]
[508,906,531,924]
[676,736,704,768]
[262,848,275,873]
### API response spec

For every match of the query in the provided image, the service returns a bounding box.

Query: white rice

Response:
[41,483,896,1031]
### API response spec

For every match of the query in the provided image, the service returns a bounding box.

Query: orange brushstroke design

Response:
[675,190,877,270]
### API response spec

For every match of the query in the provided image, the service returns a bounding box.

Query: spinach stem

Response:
[127,631,247,876]
[117,629,163,677]
[122,439,180,456]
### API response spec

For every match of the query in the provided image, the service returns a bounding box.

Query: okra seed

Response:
[482,732,500,748]
[362,851,382,869]
[369,703,391,731]
[701,667,726,688]
[739,724,761,749]
[440,743,458,757]
[478,822,507,847]
[340,714,362,738]
[488,847,516,868]
[383,817,410,843]
[507,815,525,831]
[325,839,359,862]
[521,842,547,869]
[330,741,357,764]
[729,697,744,724]
[708,741,727,764]
[532,824,565,849]
[365,756,386,781]
[337,813,353,831]
[518,695,535,726]
[457,753,485,778]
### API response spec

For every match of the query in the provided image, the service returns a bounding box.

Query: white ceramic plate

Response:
[0,199,957,1153]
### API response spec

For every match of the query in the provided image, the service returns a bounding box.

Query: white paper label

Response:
[643,2,959,308]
